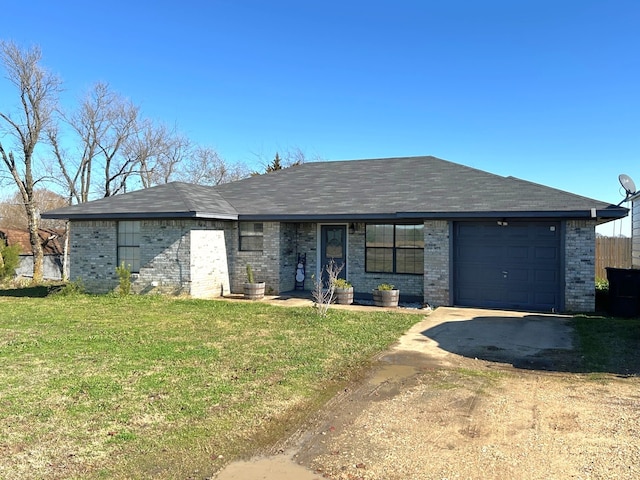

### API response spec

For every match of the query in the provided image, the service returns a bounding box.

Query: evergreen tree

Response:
[265,152,283,172]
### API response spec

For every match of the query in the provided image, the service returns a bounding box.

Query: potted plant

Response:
[333,278,354,305]
[373,283,399,307]
[243,264,265,300]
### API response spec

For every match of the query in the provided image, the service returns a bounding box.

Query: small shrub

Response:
[595,278,609,312]
[333,278,352,289]
[53,279,85,297]
[246,264,255,284]
[115,262,132,296]
[312,260,344,316]
[376,283,395,291]
[595,278,609,292]
[0,243,20,280]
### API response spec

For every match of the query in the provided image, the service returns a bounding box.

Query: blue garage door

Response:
[454,221,561,311]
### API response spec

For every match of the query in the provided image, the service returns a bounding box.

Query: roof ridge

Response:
[171,182,199,212]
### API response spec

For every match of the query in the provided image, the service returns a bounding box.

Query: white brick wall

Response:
[190,230,230,298]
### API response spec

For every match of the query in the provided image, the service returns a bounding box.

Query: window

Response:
[239,222,264,251]
[366,224,424,274]
[118,220,141,273]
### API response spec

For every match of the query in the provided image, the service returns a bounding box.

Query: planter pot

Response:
[373,289,399,307]
[244,282,265,300]
[335,287,354,305]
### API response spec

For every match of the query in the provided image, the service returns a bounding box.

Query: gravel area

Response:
[299,365,640,479]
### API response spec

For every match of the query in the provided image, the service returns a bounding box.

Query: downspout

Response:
[63,221,70,281]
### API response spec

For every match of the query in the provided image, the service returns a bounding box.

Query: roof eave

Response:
[42,211,239,221]
[238,208,629,222]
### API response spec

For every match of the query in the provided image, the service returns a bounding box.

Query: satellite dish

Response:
[619,174,636,196]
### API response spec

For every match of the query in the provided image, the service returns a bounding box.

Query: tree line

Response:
[0,41,313,282]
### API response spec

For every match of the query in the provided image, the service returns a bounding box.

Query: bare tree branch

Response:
[0,41,61,282]
[127,121,191,188]
[177,146,249,185]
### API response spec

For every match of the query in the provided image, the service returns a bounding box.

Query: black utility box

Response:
[606,267,640,317]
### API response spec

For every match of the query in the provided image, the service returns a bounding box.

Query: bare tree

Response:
[0,41,61,283]
[129,121,191,188]
[311,260,344,317]
[177,146,249,185]
[49,82,140,203]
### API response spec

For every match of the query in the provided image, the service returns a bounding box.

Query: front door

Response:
[320,225,347,280]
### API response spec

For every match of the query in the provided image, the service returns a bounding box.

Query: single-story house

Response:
[42,156,627,312]
[0,227,65,280]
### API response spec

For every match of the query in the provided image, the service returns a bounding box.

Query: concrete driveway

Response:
[391,306,575,370]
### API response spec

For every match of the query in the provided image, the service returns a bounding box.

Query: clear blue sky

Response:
[1,0,638,235]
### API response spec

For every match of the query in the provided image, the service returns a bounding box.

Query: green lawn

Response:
[0,293,420,479]
[572,315,640,376]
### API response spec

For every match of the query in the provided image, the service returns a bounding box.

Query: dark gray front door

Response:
[454,221,561,311]
[320,225,347,280]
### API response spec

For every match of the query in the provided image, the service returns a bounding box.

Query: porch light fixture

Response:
[349,223,364,234]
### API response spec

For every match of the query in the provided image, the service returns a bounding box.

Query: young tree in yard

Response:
[0,41,61,283]
[0,240,20,281]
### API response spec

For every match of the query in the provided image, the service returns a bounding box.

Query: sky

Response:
[0,0,638,235]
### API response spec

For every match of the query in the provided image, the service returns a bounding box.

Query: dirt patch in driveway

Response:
[215,308,640,480]
[295,355,640,479]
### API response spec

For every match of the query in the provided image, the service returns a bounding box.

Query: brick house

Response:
[42,156,627,312]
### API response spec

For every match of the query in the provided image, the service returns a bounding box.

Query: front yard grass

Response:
[0,293,420,479]
[573,314,640,376]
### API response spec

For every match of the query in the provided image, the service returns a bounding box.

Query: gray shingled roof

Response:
[43,182,238,220]
[42,156,627,221]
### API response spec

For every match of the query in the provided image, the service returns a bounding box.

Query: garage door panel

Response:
[534,292,557,306]
[534,225,558,238]
[482,286,505,303]
[505,289,531,304]
[535,246,558,260]
[506,268,529,282]
[503,225,530,240]
[458,246,504,261]
[534,268,558,283]
[454,222,561,311]
[506,246,530,261]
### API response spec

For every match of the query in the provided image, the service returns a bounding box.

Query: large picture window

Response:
[366,224,424,274]
[118,220,141,273]
[239,222,264,251]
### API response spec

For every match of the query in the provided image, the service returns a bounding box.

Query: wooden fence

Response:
[595,237,631,280]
